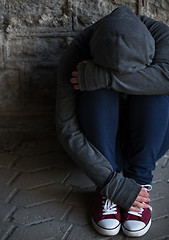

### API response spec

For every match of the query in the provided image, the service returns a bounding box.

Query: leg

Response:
[123,95,169,185]
[157,118,169,159]
[77,89,120,171]
[78,89,122,236]
[121,95,169,238]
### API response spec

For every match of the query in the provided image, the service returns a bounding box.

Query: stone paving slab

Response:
[0,136,169,240]
[14,152,69,172]
[13,201,72,225]
[9,221,72,240]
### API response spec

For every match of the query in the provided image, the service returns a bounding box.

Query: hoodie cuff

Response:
[78,62,88,91]
[100,172,142,210]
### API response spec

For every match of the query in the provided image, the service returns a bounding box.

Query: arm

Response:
[56,25,118,193]
[78,16,169,95]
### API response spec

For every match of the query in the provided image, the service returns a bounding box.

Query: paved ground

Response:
[0,135,169,240]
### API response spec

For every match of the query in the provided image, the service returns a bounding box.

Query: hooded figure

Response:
[56,6,169,212]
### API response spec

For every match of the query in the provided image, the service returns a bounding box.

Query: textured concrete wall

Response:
[0,0,169,149]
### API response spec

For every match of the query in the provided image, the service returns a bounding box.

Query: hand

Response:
[77,60,88,69]
[129,187,150,213]
[70,60,88,90]
[70,71,79,90]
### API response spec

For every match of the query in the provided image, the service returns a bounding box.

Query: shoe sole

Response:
[91,218,121,236]
[122,218,151,237]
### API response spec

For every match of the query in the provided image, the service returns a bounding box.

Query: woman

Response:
[56,6,169,237]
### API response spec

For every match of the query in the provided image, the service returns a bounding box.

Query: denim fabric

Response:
[78,89,169,185]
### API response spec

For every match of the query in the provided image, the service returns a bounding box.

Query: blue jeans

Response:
[78,89,169,185]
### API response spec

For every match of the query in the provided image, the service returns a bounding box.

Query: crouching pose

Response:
[56,6,169,237]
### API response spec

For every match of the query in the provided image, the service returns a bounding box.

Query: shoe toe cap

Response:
[98,219,120,229]
[123,220,145,231]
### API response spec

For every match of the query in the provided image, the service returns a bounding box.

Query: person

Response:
[56,6,169,237]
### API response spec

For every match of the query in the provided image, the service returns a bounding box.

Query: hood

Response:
[90,6,155,73]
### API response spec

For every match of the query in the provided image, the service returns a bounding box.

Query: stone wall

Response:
[0,0,169,149]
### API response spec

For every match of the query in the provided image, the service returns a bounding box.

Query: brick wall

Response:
[0,0,169,149]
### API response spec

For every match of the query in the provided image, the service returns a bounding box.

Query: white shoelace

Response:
[128,184,152,217]
[102,197,117,215]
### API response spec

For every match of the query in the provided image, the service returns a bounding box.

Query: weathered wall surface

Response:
[0,0,169,149]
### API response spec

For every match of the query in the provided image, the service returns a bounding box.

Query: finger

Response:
[80,60,88,63]
[70,78,78,84]
[138,188,149,198]
[129,202,149,212]
[74,84,80,90]
[72,71,78,77]
[77,61,88,69]
[136,195,150,203]
[129,206,143,213]
[133,200,149,209]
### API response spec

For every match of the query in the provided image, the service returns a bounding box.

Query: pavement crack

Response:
[27,181,56,190]
[151,196,165,202]
[3,206,17,222]
[152,214,169,222]
[25,217,55,227]
[7,156,20,169]
[1,225,17,240]
[25,199,56,208]
[60,206,73,221]
[5,188,19,203]
[61,224,73,240]
[162,157,169,168]
[6,172,22,186]
[61,172,71,184]
[152,179,162,184]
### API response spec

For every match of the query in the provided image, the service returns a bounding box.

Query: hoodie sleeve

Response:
[56,21,141,210]
[78,16,169,95]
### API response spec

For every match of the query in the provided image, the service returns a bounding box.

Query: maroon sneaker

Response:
[122,185,152,237]
[92,188,121,236]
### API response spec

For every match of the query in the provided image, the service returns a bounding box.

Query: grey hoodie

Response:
[56,6,169,210]
[90,6,155,73]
